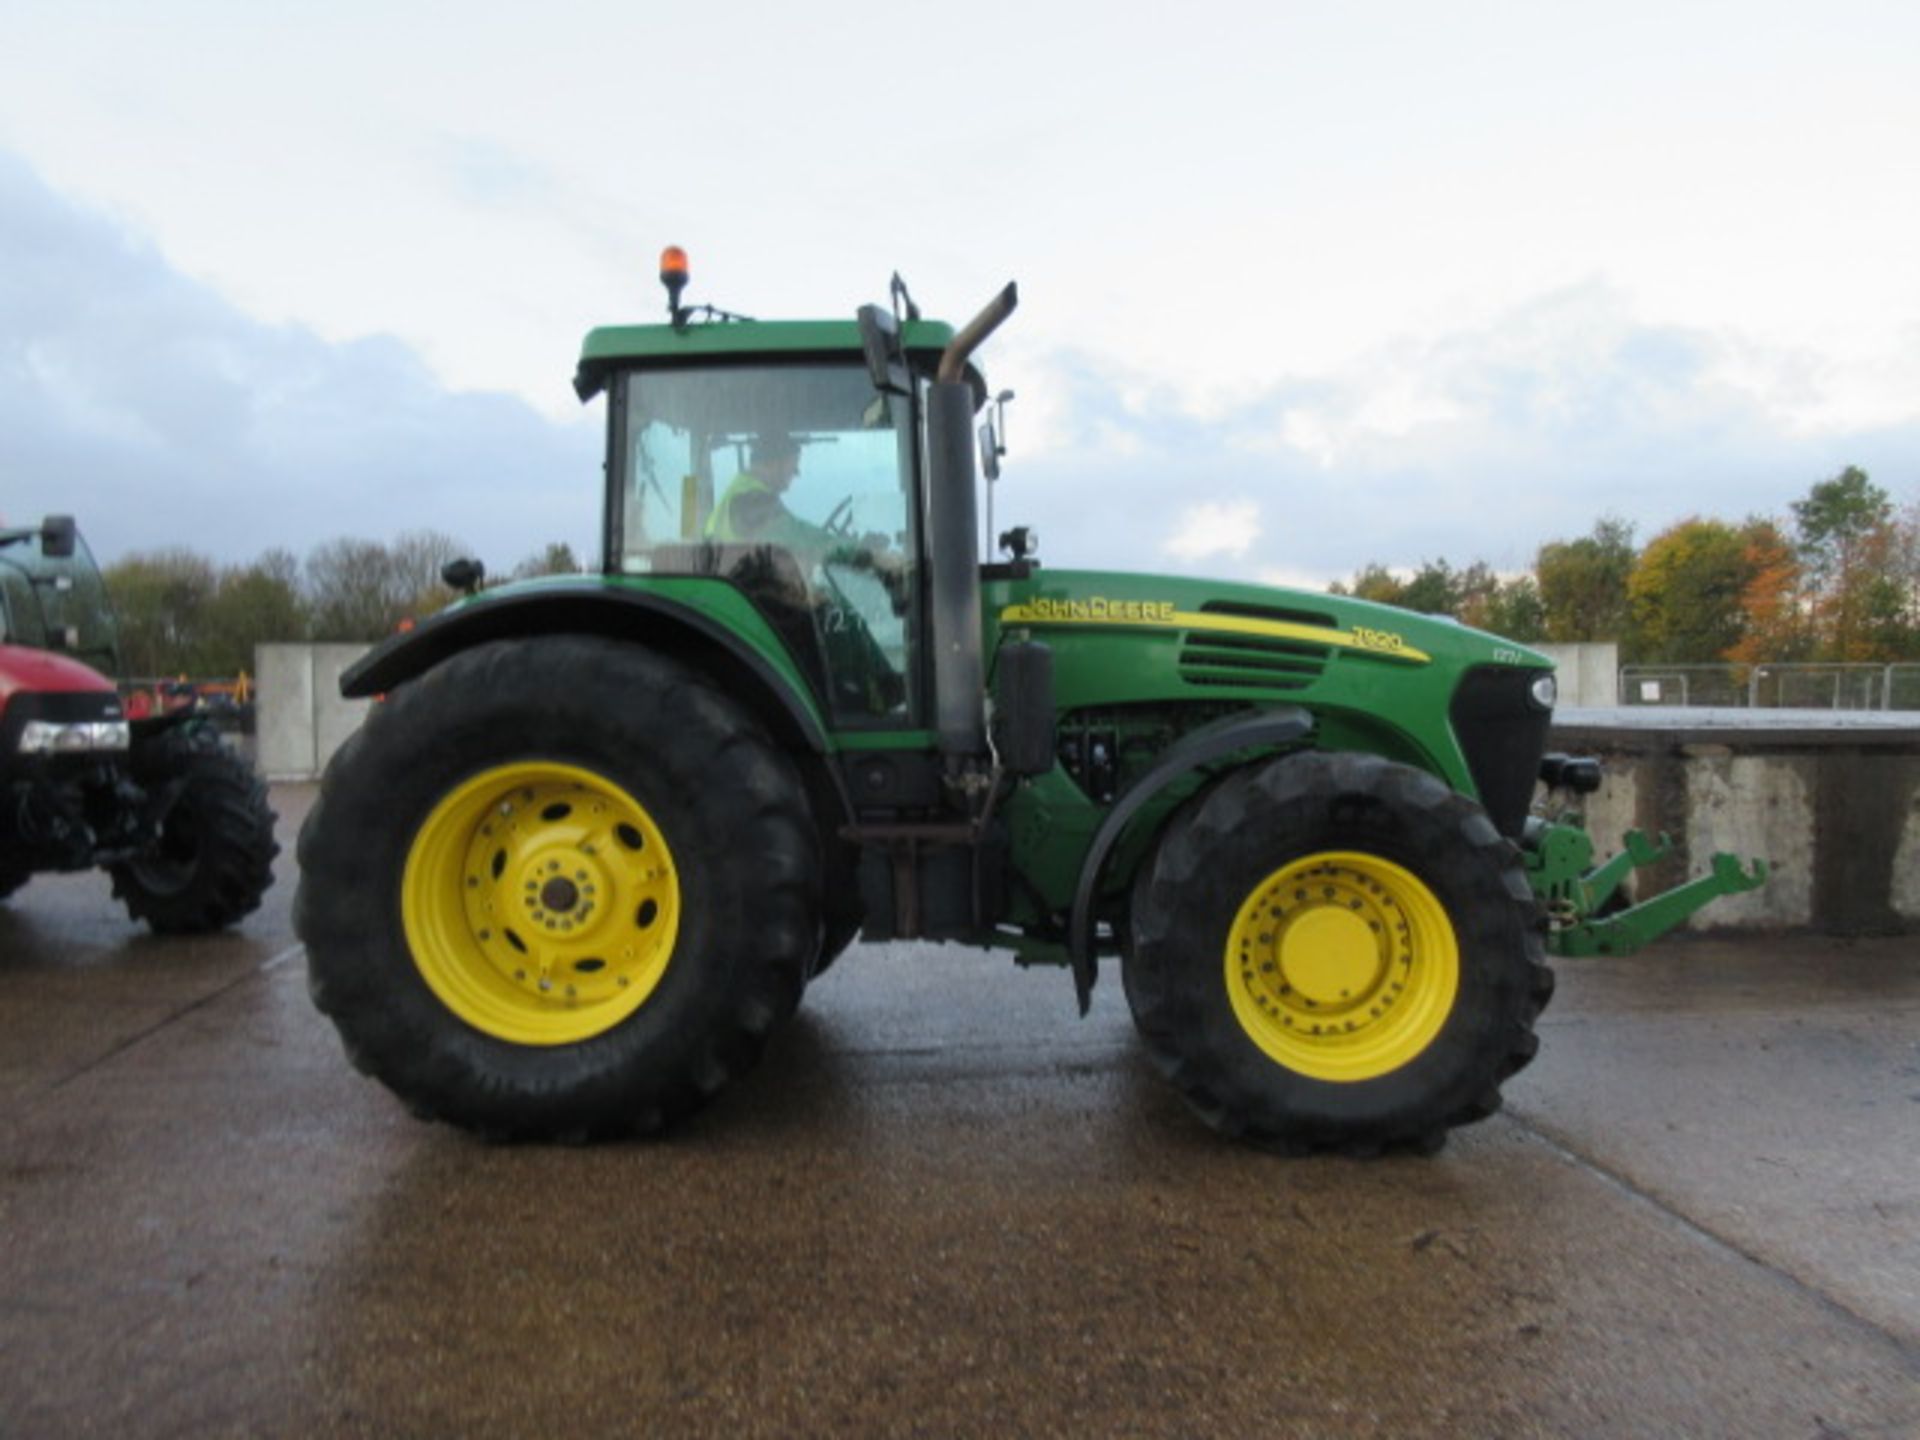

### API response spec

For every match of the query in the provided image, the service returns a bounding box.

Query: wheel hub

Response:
[1278,906,1381,1005]
[517,847,604,934]
[402,764,681,1046]
[539,875,581,914]
[1224,850,1460,1082]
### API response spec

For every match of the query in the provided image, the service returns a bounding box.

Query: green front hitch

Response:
[1526,821,1770,958]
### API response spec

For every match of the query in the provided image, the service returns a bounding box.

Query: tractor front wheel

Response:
[109,727,279,934]
[296,637,820,1140]
[1124,750,1552,1155]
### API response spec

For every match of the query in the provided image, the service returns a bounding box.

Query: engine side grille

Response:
[1178,633,1329,690]
[1179,600,1333,692]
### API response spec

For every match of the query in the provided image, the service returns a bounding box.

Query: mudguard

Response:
[1067,706,1313,1013]
[340,580,830,755]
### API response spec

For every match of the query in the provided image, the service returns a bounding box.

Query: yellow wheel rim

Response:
[402,762,680,1045]
[1225,850,1458,1082]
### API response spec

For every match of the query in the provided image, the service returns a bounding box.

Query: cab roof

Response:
[574,317,958,401]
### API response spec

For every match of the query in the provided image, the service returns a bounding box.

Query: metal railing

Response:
[1618,662,1920,711]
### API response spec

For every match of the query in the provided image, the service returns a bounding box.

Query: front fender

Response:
[1067,706,1314,1013]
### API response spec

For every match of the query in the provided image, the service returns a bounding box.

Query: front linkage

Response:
[1524,752,1768,958]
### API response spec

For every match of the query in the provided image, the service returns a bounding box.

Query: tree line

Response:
[104,534,579,677]
[1332,466,1920,665]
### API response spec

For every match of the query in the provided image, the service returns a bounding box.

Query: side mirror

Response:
[442,557,486,595]
[857,304,911,395]
[40,515,76,560]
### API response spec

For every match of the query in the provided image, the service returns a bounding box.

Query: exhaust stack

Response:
[926,283,1018,762]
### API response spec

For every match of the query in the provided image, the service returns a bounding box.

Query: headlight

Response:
[1528,674,1558,710]
[17,720,131,754]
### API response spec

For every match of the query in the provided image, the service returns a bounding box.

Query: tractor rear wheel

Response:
[1124,750,1551,1155]
[296,637,820,1140]
[109,726,279,934]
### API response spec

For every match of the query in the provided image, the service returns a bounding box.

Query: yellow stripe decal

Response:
[997,601,1431,665]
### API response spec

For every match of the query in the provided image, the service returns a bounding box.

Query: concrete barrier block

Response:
[1894,791,1920,922]
[313,645,373,778]
[1538,643,1620,709]
[1574,767,1639,861]
[255,644,316,781]
[253,642,372,782]
[1686,754,1814,928]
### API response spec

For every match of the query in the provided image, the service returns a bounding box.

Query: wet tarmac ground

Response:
[3,786,1919,1438]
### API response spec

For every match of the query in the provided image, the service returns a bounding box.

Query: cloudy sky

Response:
[3,0,1917,589]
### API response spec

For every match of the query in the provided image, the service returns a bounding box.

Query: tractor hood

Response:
[993,569,1553,679]
[0,643,118,709]
[985,568,1557,835]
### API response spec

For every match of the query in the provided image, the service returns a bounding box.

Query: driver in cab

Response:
[705,433,902,582]
[705,434,837,554]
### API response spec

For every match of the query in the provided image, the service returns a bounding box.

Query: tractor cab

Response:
[571,253,1013,738]
[0,516,121,677]
[605,357,924,723]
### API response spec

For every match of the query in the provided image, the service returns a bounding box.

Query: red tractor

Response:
[0,515,277,930]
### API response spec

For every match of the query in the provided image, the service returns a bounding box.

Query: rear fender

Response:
[341,585,853,851]
[343,581,830,758]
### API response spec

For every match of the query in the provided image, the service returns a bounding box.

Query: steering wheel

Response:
[822,495,856,537]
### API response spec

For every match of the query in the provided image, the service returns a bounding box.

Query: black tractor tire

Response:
[1124,750,1553,1156]
[295,636,821,1141]
[109,727,279,934]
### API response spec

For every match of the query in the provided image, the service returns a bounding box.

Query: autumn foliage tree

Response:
[1627,518,1755,663]
[1790,467,1919,661]
[1535,518,1635,643]
[1726,519,1806,665]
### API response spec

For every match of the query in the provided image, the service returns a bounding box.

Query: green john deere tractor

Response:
[295,252,1765,1153]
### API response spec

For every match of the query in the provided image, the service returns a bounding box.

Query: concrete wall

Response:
[1536,642,1619,708]
[1554,714,1920,935]
[255,643,371,782]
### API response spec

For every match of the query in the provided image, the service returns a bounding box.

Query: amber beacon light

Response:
[660,246,689,321]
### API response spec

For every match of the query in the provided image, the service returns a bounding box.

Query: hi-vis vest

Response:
[704,473,772,542]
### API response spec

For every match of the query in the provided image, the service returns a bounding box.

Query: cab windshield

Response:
[0,528,119,674]
[613,363,920,723]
